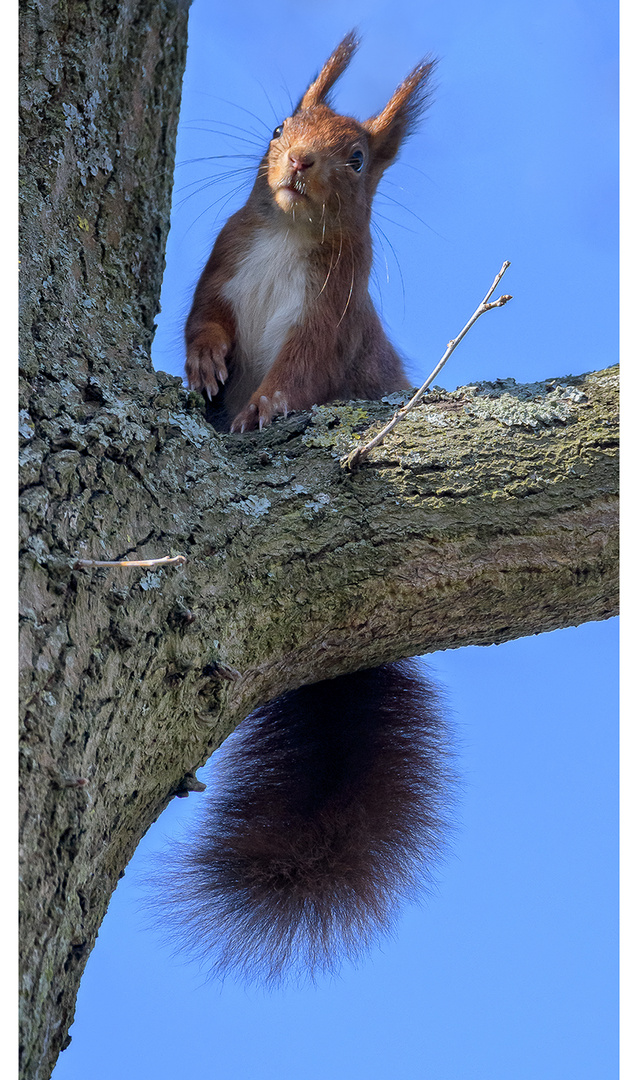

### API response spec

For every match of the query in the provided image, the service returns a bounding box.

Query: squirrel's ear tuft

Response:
[296,30,359,112]
[364,58,436,175]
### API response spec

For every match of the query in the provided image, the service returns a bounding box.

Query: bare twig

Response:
[74,554,187,569]
[342,261,513,471]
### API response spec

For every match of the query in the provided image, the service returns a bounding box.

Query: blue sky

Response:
[52,2,618,1078]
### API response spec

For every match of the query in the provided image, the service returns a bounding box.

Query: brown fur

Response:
[155,663,455,986]
[185,33,435,431]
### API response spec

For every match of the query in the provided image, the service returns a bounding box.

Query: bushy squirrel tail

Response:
[157,660,455,986]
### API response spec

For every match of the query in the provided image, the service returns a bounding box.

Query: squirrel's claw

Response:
[231,391,289,433]
[185,332,230,400]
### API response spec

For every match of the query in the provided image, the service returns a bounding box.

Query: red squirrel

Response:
[165,35,453,986]
[185,31,434,431]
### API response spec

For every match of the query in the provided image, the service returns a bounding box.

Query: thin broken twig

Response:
[342,261,513,471]
[74,554,187,569]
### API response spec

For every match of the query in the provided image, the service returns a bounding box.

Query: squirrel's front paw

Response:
[230,391,289,433]
[185,329,230,400]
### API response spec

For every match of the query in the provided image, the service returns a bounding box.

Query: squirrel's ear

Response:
[364,59,436,174]
[296,31,359,112]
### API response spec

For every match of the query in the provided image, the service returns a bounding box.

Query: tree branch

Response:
[19,359,619,1075]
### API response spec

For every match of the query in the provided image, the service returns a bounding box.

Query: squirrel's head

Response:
[261,32,436,237]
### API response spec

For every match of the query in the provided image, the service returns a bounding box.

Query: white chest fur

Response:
[222,226,309,380]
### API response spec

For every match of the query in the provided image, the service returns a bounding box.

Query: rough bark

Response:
[19,1,191,1077]
[18,3,619,1079]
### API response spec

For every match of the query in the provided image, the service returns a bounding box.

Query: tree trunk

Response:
[19,1,191,1076]
[18,3,619,1078]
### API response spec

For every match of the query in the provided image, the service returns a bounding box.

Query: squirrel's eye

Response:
[347,149,364,172]
[272,125,284,139]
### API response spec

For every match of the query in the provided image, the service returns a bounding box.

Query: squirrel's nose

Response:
[289,151,314,172]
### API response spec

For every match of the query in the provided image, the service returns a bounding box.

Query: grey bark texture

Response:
[18,3,619,1079]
